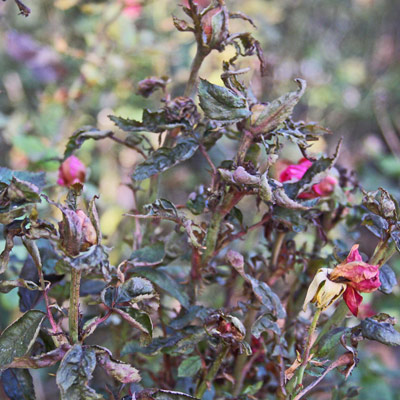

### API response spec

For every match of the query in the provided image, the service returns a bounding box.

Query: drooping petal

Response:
[343,286,363,317]
[315,278,346,310]
[346,244,363,263]
[303,268,346,311]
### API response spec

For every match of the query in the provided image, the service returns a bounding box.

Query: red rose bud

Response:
[330,244,381,316]
[57,156,86,187]
[279,158,337,199]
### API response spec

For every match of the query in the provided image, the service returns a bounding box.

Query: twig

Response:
[69,268,82,344]
[199,143,218,190]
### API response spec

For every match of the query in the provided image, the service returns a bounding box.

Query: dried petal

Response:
[303,268,346,312]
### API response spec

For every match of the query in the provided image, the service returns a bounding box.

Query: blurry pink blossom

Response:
[279,158,337,199]
[57,156,86,187]
[122,0,142,18]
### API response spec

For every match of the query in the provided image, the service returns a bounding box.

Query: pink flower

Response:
[329,244,381,317]
[279,158,337,199]
[57,156,86,187]
[122,0,142,19]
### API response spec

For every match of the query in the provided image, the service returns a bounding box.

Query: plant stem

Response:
[234,130,254,165]
[195,344,229,398]
[232,306,257,396]
[296,308,322,387]
[69,268,81,344]
[184,47,210,98]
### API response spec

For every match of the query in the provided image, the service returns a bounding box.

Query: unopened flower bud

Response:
[57,156,86,187]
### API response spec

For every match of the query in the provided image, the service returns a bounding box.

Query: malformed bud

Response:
[163,96,200,127]
[59,208,97,256]
[137,76,169,98]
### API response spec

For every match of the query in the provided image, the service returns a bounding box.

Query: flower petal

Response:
[343,286,363,317]
[346,244,363,263]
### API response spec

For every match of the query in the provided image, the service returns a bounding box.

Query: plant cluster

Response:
[0,1,399,399]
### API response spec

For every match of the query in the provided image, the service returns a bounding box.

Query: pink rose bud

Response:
[279,158,337,199]
[57,156,86,187]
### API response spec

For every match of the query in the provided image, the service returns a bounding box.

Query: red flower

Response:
[330,244,381,317]
[279,158,337,199]
[57,156,86,187]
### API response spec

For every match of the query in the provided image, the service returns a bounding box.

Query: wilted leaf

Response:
[56,345,102,400]
[133,267,190,309]
[249,79,306,135]
[7,345,70,369]
[133,137,198,181]
[198,79,251,123]
[252,314,281,337]
[170,305,209,330]
[379,264,397,294]
[0,278,41,294]
[0,310,45,370]
[134,389,198,400]
[64,126,113,158]
[177,355,202,377]
[129,242,165,266]
[110,108,190,134]
[246,276,286,319]
[144,198,179,219]
[102,276,155,307]
[362,213,388,238]
[94,346,141,384]
[1,369,35,400]
[360,317,400,346]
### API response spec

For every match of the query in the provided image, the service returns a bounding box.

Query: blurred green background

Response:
[1,0,400,398]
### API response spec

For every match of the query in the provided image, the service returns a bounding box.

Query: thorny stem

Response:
[295,308,322,390]
[195,344,229,398]
[69,268,82,344]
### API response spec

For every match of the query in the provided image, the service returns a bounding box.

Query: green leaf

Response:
[64,126,113,158]
[315,327,351,358]
[360,318,400,346]
[249,79,306,135]
[170,306,209,330]
[133,267,190,309]
[1,369,36,400]
[0,168,46,190]
[129,241,165,265]
[0,310,45,370]
[56,345,102,400]
[128,308,153,338]
[198,79,251,123]
[132,137,198,181]
[177,355,202,377]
